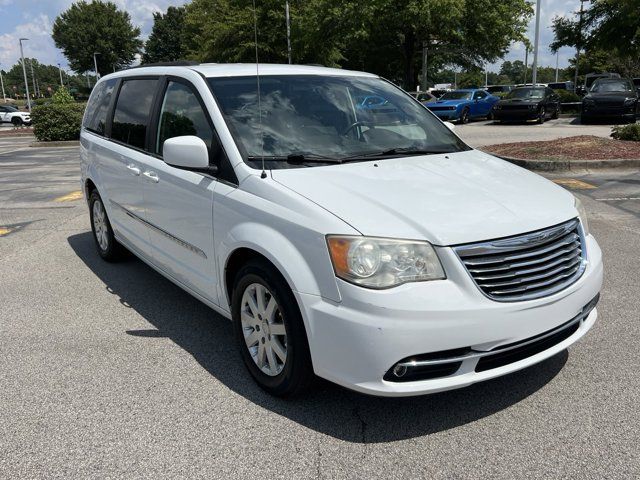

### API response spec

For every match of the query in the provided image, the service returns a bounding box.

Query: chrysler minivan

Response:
[80,63,603,397]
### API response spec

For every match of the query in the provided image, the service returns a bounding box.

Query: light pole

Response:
[523,44,529,84]
[57,63,64,87]
[19,38,31,111]
[555,51,559,82]
[285,1,292,64]
[0,63,6,103]
[531,0,541,85]
[421,42,428,91]
[29,59,38,98]
[93,52,100,84]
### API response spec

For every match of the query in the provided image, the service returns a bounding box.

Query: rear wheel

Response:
[88,190,128,262]
[232,259,314,397]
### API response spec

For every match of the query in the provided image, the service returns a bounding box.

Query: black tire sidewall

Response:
[231,260,312,397]
[12,117,23,126]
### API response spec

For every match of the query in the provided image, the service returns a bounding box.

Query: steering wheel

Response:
[341,121,371,136]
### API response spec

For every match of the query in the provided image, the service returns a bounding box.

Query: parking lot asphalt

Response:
[1,136,639,479]
[455,116,616,147]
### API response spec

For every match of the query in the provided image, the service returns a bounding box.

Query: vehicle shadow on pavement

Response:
[68,232,568,444]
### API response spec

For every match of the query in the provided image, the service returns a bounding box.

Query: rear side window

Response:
[111,79,158,149]
[156,81,214,155]
[83,79,116,135]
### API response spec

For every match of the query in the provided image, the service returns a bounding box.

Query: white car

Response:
[80,64,603,397]
[0,105,31,126]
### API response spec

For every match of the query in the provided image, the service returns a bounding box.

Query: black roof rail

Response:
[128,60,199,69]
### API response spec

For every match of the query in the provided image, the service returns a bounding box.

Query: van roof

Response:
[115,62,378,79]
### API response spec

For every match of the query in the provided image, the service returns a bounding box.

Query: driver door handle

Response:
[126,164,141,176]
[142,170,159,183]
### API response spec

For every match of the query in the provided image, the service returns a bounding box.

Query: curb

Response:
[493,154,640,171]
[29,140,80,148]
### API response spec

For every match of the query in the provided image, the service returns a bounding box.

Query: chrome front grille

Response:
[454,219,586,301]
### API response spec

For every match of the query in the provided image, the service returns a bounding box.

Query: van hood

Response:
[271,150,577,246]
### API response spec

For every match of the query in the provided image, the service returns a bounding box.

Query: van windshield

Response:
[207,75,468,168]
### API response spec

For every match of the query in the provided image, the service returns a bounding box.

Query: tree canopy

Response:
[142,6,187,64]
[183,0,533,89]
[52,0,142,75]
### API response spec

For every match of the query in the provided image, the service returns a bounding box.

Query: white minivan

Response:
[80,63,603,397]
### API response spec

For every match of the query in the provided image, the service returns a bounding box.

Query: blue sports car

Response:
[426,89,499,124]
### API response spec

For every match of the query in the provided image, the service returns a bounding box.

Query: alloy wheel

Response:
[240,283,288,376]
[92,199,109,251]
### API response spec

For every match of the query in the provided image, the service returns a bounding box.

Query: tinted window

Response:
[83,79,116,135]
[156,81,214,155]
[590,80,633,93]
[111,79,158,149]
[475,91,488,99]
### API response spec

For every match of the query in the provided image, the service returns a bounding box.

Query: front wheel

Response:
[11,117,23,127]
[537,107,546,124]
[232,259,314,397]
[459,107,470,124]
[551,105,560,119]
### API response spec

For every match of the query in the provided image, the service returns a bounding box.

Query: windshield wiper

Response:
[341,147,451,161]
[247,154,343,164]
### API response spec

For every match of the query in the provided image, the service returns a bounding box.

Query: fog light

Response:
[392,364,407,377]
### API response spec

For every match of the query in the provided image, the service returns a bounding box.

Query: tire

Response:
[487,110,494,121]
[88,190,127,262]
[11,117,23,127]
[232,259,314,397]
[537,106,546,124]
[459,107,470,124]
[551,105,560,120]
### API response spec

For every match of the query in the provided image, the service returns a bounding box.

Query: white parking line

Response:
[596,197,640,201]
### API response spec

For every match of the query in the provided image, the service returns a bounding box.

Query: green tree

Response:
[52,1,142,75]
[142,6,187,64]
[184,0,533,89]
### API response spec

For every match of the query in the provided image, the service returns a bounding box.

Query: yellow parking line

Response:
[552,179,597,190]
[54,190,84,202]
[0,227,12,236]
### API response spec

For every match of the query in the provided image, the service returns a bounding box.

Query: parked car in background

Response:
[633,78,640,94]
[492,86,561,124]
[577,72,621,96]
[426,89,499,123]
[0,105,31,126]
[486,85,513,96]
[429,89,448,98]
[581,78,639,124]
[409,91,436,104]
[548,81,575,91]
[80,63,602,397]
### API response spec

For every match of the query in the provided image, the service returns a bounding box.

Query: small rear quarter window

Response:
[83,79,117,135]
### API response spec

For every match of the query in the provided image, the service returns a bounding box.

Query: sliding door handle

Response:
[142,171,159,183]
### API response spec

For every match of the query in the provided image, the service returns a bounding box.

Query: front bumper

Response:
[492,109,539,121]
[430,110,460,120]
[581,106,635,119]
[297,235,603,397]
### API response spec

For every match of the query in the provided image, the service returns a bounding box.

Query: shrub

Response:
[32,103,86,141]
[553,89,581,103]
[611,123,640,141]
[51,86,75,104]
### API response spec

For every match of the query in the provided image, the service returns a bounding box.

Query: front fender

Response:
[218,222,341,311]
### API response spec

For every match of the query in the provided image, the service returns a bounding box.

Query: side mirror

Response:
[444,121,456,131]
[163,135,212,171]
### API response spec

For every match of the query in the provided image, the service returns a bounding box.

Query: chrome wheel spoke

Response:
[244,328,261,348]
[265,343,278,375]
[271,337,286,362]
[264,296,277,322]
[270,323,286,336]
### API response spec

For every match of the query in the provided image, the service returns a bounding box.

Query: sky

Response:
[0,0,581,74]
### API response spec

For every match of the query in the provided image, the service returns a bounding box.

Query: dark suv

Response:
[581,78,639,123]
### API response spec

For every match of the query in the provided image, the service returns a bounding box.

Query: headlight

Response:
[574,196,590,236]
[528,104,537,110]
[623,98,636,106]
[326,236,446,288]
